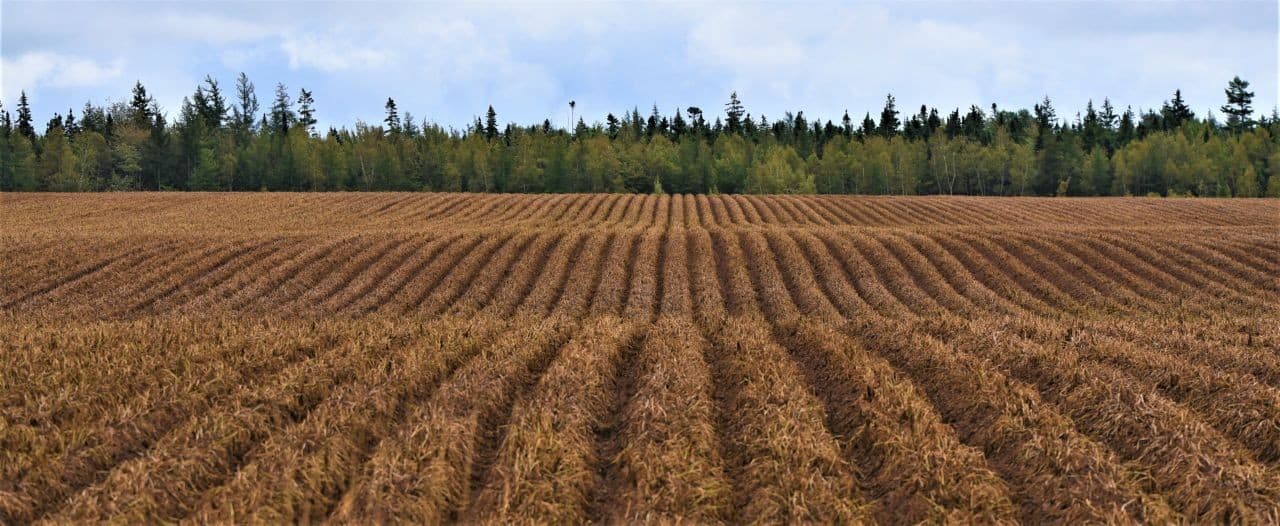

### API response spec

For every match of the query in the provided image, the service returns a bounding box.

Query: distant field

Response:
[1,193,1278,523]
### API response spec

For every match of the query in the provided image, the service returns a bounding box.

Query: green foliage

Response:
[747,146,815,194]
[8,134,38,191]
[9,76,1279,197]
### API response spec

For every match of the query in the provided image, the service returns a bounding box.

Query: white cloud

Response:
[1,52,123,99]
[281,33,393,72]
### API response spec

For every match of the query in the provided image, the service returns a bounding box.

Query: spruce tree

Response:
[64,108,79,138]
[384,97,400,134]
[270,83,294,135]
[232,72,259,142]
[877,94,900,137]
[202,75,227,128]
[1117,106,1136,147]
[16,91,35,141]
[1164,89,1194,129]
[484,105,498,140]
[724,91,745,135]
[130,81,153,127]
[297,89,317,136]
[860,113,876,138]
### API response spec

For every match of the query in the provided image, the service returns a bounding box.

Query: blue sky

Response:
[2,1,1276,131]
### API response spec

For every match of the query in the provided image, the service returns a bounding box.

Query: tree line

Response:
[1,74,1277,196]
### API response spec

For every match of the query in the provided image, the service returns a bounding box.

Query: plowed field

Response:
[2,193,1278,523]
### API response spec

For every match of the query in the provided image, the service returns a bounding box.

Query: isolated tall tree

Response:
[484,105,498,140]
[231,72,259,142]
[16,91,35,140]
[297,88,317,136]
[877,94,900,137]
[1220,76,1255,133]
[384,97,400,134]
[724,91,745,135]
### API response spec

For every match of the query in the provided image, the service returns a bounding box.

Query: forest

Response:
[1,75,1277,197]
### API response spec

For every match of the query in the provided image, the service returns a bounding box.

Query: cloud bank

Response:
[2,1,1275,130]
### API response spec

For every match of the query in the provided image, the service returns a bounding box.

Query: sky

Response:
[2,1,1277,132]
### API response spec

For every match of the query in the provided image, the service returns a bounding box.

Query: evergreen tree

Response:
[1081,100,1103,151]
[270,83,294,136]
[384,97,400,134]
[1164,89,1194,129]
[64,108,79,138]
[672,108,687,139]
[724,91,745,135]
[1033,96,1056,150]
[142,112,170,190]
[1099,99,1117,130]
[962,105,985,141]
[231,72,259,142]
[200,75,227,128]
[484,105,498,140]
[1117,106,1136,147]
[16,91,35,141]
[877,94,900,137]
[859,113,876,138]
[297,88,317,136]
[1220,76,1255,133]
[129,81,153,127]
[926,108,942,137]
[605,113,620,139]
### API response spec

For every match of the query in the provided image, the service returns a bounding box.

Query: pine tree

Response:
[270,83,294,136]
[926,108,942,137]
[130,81,153,127]
[1081,100,1102,151]
[297,88,317,136]
[877,94,900,137]
[962,105,985,141]
[1033,96,1056,150]
[1164,89,1194,129]
[384,97,400,134]
[1221,76,1255,133]
[231,72,259,142]
[724,91,745,135]
[202,75,227,128]
[484,105,498,140]
[64,108,79,138]
[1099,98,1117,130]
[605,113,620,139]
[16,91,35,140]
[859,113,876,138]
[1117,106,1136,148]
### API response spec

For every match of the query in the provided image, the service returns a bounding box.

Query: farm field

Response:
[1,193,1278,523]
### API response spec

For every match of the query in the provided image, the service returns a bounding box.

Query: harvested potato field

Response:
[1,193,1278,524]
